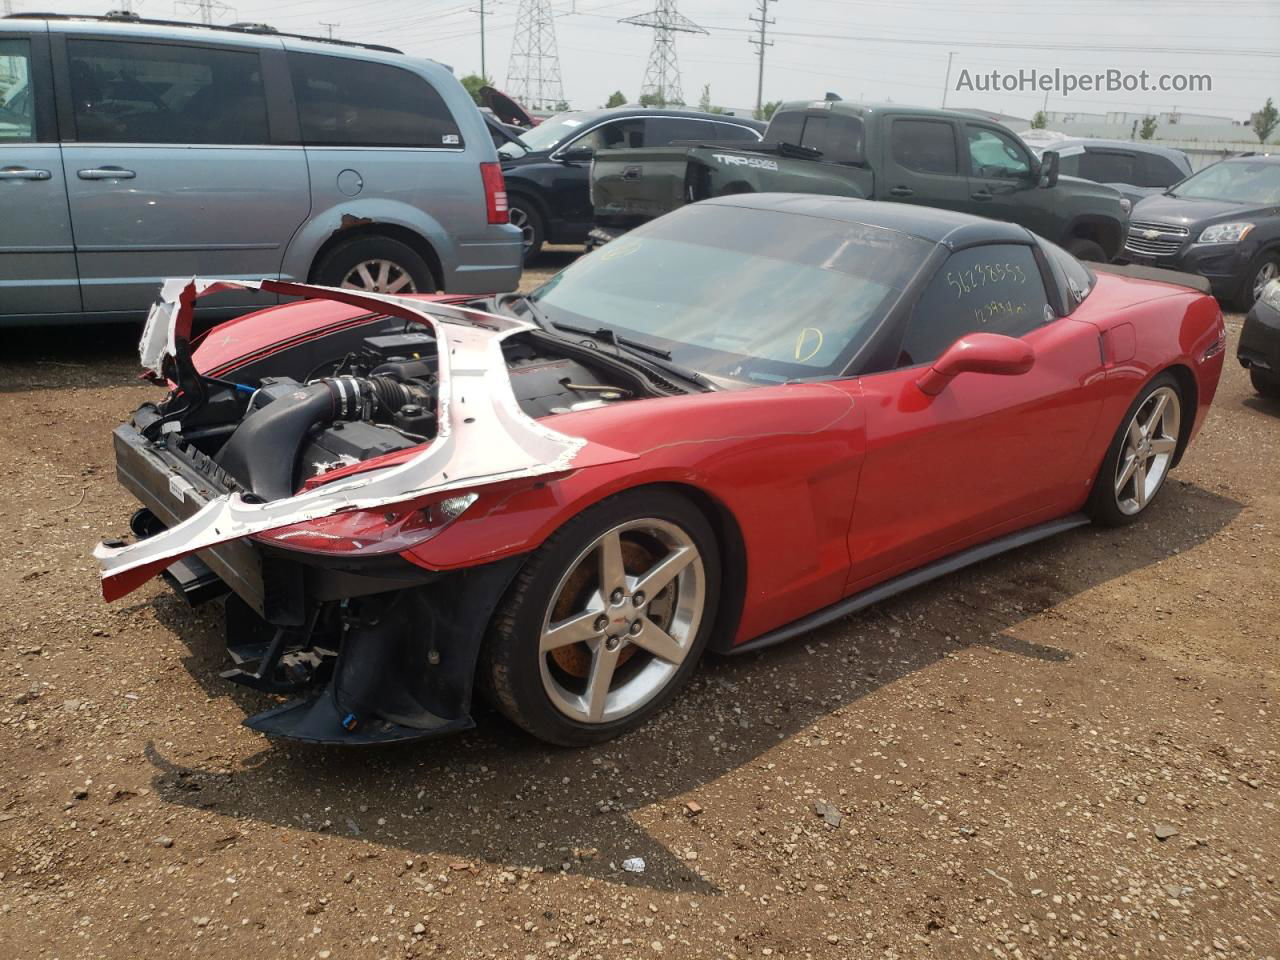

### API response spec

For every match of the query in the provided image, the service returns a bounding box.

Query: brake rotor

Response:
[549,538,673,679]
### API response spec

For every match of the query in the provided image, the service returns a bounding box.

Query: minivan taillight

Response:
[480,162,509,224]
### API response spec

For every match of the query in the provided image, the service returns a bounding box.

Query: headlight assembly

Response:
[1197,222,1255,244]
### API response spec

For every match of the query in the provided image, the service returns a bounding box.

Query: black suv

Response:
[497,107,764,259]
[1125,155,1280,310]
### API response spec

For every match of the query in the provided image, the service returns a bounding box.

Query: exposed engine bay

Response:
[94,279,646,745]
[152,321,638,504]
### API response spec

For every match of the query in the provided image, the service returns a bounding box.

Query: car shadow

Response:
[142,479,1242,893]
[1242,392,1280,417]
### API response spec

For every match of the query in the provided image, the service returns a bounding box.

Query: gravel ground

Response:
[0,259,1275,960]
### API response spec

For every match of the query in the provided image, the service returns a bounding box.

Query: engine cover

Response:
[298,421,417,482]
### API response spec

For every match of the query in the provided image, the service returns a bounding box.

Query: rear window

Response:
[289,52,462,148]
[0,39,34,142]
[766,110,864,165]
[1078,150,1138,184]
[67,39,268,145]
[891,118,958,175]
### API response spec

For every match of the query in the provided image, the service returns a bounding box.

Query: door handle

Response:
[0,167,52,181]
[78,167,136,180]
[970,189,993,201]
[621,165,642,181]
[888,186,914,197]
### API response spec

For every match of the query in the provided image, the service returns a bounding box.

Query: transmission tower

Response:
[174,0,229,25]
[506,0,565,111]
[748,0,777,117]
[620,1,706,107]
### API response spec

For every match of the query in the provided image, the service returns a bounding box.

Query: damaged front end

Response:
[97,279,633,744]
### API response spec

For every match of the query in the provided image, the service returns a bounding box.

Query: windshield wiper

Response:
[548,318,715,390]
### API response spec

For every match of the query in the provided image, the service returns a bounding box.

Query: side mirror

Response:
[1038,149,1060,188]
[559,144,595,163]
[916,333,1035,396]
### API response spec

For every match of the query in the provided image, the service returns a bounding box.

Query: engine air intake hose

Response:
[214,376,432,502]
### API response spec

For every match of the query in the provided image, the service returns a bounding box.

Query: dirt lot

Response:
[0,261,1276,960]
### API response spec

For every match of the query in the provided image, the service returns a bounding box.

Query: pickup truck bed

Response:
[592,142,873,232]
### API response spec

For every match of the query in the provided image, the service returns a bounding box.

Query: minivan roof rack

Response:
[2,11,403,54]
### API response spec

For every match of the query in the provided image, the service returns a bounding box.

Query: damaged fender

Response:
[95,278,634,601]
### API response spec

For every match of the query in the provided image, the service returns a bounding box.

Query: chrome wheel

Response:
[340,258,417,294]
[509,205,535,251]
[1253,260,1279,302]
[538,518,705,725]
[1114,385,1180,516]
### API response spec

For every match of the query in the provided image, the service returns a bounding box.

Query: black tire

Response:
[1251,366,1280,398]
[1086,372,1183,527]
[1064,237,1107,263]
[1233,251,1280,312]
[312,235,436,294]
[479,489,721,746]
[508,197,545,263]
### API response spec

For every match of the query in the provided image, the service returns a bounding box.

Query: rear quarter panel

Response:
[1075,272,1224,473]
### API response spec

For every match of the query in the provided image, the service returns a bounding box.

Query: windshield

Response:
[529,204,933,383]
[498,112,596,158]
[1169,160,1280,204]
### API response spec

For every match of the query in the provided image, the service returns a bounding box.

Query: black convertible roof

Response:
[702,193,1036,249]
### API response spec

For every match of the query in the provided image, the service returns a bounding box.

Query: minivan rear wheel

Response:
[314,235,437,295]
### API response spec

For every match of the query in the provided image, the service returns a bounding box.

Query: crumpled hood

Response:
[94,278,634,602]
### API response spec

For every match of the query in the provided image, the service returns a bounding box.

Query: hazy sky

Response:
[16,0,1280,119]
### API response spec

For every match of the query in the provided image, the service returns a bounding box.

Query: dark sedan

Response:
[1239,277,1280,397]
[497,107,764,259]
[1125,155,1280,310]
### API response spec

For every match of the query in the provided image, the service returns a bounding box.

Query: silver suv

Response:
[0,14,522,325]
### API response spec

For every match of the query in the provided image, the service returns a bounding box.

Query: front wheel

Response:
[508,199,545,263]
[480,490,720,746]
[1235,252,1280,312]
[1251,366,1280,398]
[1087,373,1183,526]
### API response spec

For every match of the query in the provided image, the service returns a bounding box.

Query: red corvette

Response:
[96,195,1225,746]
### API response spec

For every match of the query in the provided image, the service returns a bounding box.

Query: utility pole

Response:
[319,20,339,39]
[620,1,707,107]
[941,51,955,109]
[470,0,489,80]
[1,0,15,15]
[175,0,229,25]
[748,0,776,119]
[507,0,565,110]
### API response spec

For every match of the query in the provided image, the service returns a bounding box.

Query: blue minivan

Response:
[0,13,523,325]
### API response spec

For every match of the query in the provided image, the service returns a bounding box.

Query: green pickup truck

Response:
[589,100,1130,261]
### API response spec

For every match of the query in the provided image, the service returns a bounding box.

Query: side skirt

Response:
[726,513,1091,656]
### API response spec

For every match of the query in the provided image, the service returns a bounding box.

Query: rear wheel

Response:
[313,235,436,295]
[1251,366,1280,398]
[480,490,720,746]
[1087,374,1182,526]
[1065,237,1106,263]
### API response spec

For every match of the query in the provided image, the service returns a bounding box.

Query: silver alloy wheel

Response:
[1114,385,1181,516]
[509,205,535,251]
[1254,260,1279,302]
[340,259,417,294]
[538,518,705,724]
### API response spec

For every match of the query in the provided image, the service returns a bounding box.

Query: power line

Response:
[619,0,706,106]
[748,0,776,118]
[174,0,230,25]
[507,0,565,110]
